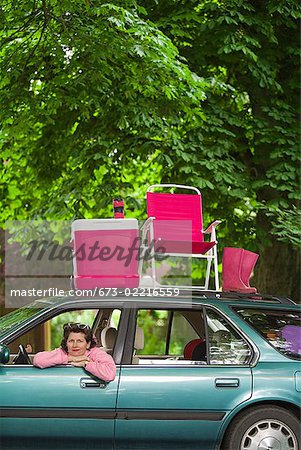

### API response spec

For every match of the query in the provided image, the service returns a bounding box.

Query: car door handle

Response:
[215,378,239,388]
[80,378,107,389]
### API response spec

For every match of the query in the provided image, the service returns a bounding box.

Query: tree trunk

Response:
[252,187,300,304]
[254,240,300,304]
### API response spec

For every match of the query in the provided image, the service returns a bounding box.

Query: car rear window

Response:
[235,308,301,360]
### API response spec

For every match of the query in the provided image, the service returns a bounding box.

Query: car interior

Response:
[7,308,119,365]
[6,306,252,366]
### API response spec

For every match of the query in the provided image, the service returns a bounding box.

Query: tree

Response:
[0,0,300,301]
[0,0,207,218]
[141,0,301,299]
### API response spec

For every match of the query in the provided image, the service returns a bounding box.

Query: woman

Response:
[33,322,116,382]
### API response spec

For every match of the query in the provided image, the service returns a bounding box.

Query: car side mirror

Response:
[0,344,10,364]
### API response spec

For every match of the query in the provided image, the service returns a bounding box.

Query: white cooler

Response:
[71,219,139,289]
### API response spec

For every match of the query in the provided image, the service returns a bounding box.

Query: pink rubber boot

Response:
[222,247,259,293]
[239,249,259,293]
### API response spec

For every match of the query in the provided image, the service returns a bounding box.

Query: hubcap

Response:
[241,419,298,450]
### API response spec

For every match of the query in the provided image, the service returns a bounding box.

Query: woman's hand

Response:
[68,355,90,367]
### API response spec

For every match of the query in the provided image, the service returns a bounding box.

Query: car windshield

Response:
[235,307,301,360]
[0,300,50,334]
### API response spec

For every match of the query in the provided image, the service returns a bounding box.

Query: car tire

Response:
[222,405,300,450]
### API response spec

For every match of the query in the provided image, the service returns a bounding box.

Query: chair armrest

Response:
[140,216,155,232]
[204,220,222,234]
[140,217,156,244]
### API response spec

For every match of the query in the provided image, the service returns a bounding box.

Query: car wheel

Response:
[222,405,300,450]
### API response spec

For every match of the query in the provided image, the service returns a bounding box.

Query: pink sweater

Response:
[33,347,116,382]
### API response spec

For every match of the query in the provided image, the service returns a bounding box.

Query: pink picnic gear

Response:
[140,184,221,290]
[71,183,259,293]
[71,218,140,289]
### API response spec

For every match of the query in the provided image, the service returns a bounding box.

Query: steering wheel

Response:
[13,344,31,365]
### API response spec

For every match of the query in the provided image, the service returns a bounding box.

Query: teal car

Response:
[0,290,300,450]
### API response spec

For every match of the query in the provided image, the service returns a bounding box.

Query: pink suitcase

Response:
[71,219,139,289]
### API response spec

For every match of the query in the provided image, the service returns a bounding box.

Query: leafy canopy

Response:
[0,0,300,254]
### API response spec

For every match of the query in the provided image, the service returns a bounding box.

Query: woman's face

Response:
[66,332,90,356]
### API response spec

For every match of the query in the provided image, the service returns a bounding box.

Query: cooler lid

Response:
[71,218,138,232]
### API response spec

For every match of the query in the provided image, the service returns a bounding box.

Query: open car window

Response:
[133,307,252,365]
[133,308,205,365]
[6,308,121,364]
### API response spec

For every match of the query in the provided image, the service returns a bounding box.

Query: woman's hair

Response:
[60,323,97,353]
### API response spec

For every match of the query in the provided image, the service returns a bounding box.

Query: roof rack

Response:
[177,289,296,305]
[219,292,295,305]
[60,287,296,306]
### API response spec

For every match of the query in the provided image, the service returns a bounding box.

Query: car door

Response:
[0,364,119,449]
[0,306,126,450]
[115,304,253,450]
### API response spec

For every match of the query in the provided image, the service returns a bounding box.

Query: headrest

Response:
[101,327,117,349]
[134,326,144,350]
[184,339,206,360]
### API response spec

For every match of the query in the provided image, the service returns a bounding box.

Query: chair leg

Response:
[138,244,145,278]
[222,247,259,293]
[204,253,212,290]
[213,246,220,291]
[149,221,157,287]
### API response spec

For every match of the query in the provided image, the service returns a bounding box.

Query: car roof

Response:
[27,289,298,310]
[1,290,299,344]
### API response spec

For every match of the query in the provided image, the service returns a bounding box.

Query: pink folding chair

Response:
[140,184,221,290]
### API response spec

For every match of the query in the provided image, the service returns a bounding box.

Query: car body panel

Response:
[251,361,301,404]
[0,293,300,450]
[0,364,119,449]
[215,360,301,447]
[115,364,252,450]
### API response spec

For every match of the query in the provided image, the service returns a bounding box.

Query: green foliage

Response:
[137,309,168,354]
[0,0,207,221]
[264,206,301,248]
[141,0,300,250]
[0,1,300,297]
